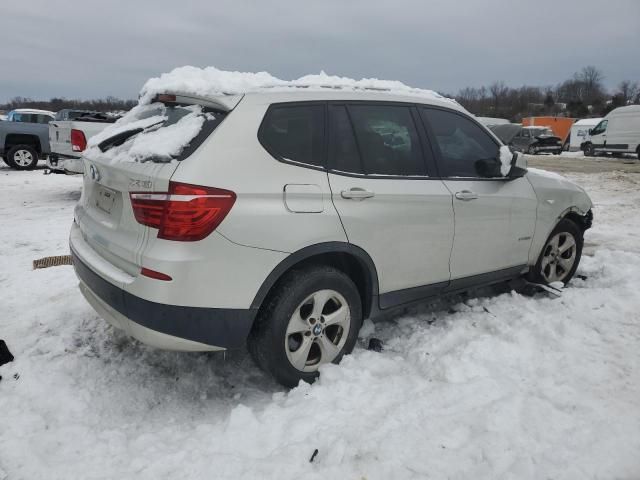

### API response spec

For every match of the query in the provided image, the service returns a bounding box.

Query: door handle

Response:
[341,188,375,200]
[455,190,479,201]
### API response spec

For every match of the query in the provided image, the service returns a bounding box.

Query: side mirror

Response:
[475,158,503,178]
[588,128,593,135]
[508,151,527,179]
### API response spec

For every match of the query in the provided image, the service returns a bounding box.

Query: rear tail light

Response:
[71,129,87,152]
[130,182,236,241]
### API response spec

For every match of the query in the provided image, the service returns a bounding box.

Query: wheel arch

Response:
[529,206,592,266]
[5,134,42,153]
[250,242,379,320]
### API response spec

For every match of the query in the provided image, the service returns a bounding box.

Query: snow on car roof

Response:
[11,108,55,115]
[139,66,460,108]
[573,118,603,126]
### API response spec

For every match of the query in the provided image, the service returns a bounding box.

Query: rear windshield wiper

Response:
[97,120,164,152]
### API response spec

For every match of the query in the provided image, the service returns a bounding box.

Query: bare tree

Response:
[617,80,639,105]
[489,81,509,111]
[576,66,606,104]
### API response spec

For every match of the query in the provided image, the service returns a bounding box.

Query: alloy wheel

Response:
[14,149,35,167]
[285,289,351,372]
[540,232,577,283]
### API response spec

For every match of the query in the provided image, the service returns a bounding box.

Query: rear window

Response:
[86,102,226,163]
[259,104,325,168]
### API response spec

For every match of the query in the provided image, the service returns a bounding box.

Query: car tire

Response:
[530,218,583,286]
[6,145,39,170]
[527,145,537,155]
[583,143,595,157]
[248,265,362,388]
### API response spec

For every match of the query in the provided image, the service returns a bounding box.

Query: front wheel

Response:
[583,143,595,157]
[530,219,583,285]
[248,266,362,388]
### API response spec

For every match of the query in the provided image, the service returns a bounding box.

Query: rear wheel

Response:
[527,145,537,155]
[6,145,38,170]
[248,266,362,388]
[530,219,583,285]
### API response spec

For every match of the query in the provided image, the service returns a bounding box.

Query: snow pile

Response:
[139,65,457,106]
[85,104,207,164]
[1,166,640,479]
[499,145,512,176]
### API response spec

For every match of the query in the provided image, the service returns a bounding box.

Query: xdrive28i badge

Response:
[88,164,100,182]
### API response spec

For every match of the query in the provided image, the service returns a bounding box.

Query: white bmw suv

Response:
[70,87,593,387]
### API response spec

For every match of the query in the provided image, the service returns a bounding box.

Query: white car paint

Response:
[70,88,593,356]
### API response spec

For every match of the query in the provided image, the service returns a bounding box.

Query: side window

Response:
[347,105,426,176]
[421,108,500,178]
[328,105,363,174]
[260,105,325,168]
[37,114,52,124]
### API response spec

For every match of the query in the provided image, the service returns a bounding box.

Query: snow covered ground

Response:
[1,163,639,479]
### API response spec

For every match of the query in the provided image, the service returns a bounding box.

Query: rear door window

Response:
[328,105,363,174]
[260,104,325,168]
[347,105,426,176]
[420,107,500,178]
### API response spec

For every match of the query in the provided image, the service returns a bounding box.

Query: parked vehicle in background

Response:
[522,116,575,149]
[567,118,602,152]
[476,117,510,127]
[71,85,593,387]
[490,124,563,154]
[48,110,118,174]
[0,109,55,169]
[582,106,640,158]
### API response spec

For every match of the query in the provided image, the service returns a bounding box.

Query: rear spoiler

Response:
[152,93,243,112]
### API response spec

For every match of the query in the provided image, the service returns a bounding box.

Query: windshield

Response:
[85,102,225,163]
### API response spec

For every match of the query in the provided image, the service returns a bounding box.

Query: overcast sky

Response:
[1,0,639,102]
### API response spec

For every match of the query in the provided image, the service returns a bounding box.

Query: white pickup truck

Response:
[47,109,118,174]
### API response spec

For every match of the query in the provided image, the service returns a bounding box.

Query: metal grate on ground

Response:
[33,255,73,270]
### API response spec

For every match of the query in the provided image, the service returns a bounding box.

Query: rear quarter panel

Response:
[170,97,348,254]
[0,121,50,154]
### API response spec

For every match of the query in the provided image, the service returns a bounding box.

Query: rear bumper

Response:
[48,155,84,174]
[71,249,257,351]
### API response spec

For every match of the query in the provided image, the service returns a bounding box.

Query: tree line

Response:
[0,96,137,114]
[450,66,639,121]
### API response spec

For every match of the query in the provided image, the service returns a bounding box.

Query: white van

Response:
[582,105,640,157]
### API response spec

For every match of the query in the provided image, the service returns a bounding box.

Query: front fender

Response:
[526,168,593,264]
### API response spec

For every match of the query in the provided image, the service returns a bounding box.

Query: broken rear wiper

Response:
[98,120,164,152]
